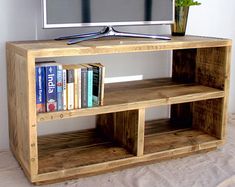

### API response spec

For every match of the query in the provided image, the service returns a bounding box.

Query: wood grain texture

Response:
[6,47,32,180]
[7,36,231,58]
[144,129,219,154]
[38,129,134,174]
[6,36,231,184]
[35,118,222,184]
[172,49,197,83]
[193,47,231,139]
[97,109,145,156]
[38,78,224,122]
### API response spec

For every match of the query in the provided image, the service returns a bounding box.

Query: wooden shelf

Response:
[144,119,219,154]
[7,36,231,58]
[37,118,222,180]
[7,36,231,184]
[37,78,224,122]
[38,129,134,174]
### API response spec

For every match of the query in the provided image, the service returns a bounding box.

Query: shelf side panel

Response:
[6,47,31,178]
[194,47,231,139]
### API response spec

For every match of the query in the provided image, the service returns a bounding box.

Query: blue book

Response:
[45,64,57,112]
[36,65,46,113]
[86,65,93,108]
[57,65,63,111]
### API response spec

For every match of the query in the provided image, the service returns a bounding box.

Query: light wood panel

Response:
[193,47,231,139]
[37,78,224,122]
[7,36,231,58]
[144,129,219,154]
[6,36,232,184]
[38,129,134,174]
[6,47,32,180]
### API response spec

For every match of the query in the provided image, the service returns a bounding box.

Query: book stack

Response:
[36,62,105,113]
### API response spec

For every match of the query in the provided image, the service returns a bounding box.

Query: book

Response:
[94,63,105,106]
[66,68,75,110]
[57,65,63,111]
[73,65,82,109]
[86,65,93,108]
[45,64,57,112]
[35,65,46,113]
[90,64,101,106]
[62,69,67,110]
[82,64,93,108]
[81,65,88,108]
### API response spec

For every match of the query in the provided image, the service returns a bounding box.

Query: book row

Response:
[36,62,105,113]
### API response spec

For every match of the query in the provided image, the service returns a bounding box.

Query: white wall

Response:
[0,0,234,150]
[186,0,235,113]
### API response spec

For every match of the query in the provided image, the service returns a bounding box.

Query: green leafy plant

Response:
[175,0,201,7]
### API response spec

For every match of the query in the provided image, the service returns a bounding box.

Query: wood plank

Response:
[193,47,231,139]
[144,129,218,154]
[36,126,222,184]
[6,47,32,177]
[37,78,224,122]
[38,129,134,174]
[97,109,145,156]
[34,147,217,185]
[7,36,231,58]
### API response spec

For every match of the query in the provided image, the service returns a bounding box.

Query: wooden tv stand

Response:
[6,36,231,184]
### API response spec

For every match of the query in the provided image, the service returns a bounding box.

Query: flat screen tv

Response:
[42,0,175,44]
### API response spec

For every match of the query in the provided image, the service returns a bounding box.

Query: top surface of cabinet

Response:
[7,35,232,58]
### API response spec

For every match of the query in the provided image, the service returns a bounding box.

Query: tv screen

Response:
[42,0,174,28]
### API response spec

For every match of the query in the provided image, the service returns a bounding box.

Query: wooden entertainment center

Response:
[6,36,231,184]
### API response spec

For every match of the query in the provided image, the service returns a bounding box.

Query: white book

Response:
[77,68,82,109]
[62,69,67,110]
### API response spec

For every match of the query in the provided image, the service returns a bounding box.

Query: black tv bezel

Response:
[42,0,175,29]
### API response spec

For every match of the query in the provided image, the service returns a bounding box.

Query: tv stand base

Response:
[55,26,171,45]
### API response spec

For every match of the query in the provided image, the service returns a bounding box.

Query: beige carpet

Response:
[0,122,235,187]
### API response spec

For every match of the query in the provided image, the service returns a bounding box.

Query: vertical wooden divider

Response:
[171,49,197,126]
[97,109,145,156]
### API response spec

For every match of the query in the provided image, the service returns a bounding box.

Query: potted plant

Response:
[172,0,201,36]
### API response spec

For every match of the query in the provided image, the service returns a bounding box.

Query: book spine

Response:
[57,65,63,111]
[36,66,46,113]
[100,66,105,106]
[67,69,74,110]
[81,67,88,108]
[45,65,57,112]
[78,68,82,109]
[74,69,78,109]
[92,66,100,106]
[87,67,93,108]
[62,69,67,110]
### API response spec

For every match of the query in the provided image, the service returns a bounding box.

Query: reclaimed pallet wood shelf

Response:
[6,36,231,184]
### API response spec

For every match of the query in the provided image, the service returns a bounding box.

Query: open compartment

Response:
[144,99,224,155]
[37,114,136,174]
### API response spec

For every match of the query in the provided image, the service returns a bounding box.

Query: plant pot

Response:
[171,6,189,36]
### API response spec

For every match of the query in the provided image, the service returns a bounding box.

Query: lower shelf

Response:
[38,118,221,176]
[144,119,219,154]
[38,129,134,174]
